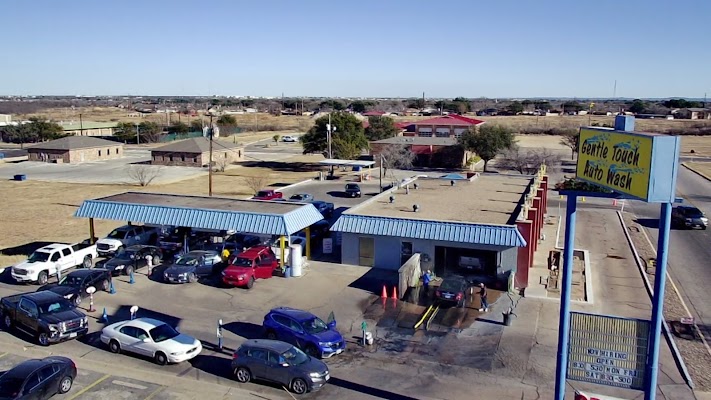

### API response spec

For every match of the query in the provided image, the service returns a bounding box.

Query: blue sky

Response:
[2,0,710,98]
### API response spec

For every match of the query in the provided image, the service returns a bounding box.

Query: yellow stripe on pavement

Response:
[0,352,7,359]
[66,374,110,400]
[143,386,165,400]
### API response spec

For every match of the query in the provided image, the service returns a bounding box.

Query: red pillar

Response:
[515,220,533,289]
[534,197,542,251]
[536,190,544,235]
[541,176,549,214]
[528,207,538,253]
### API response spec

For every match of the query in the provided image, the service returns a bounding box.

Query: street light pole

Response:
[208,114,214,197]
[327,113,333,159]
[135,123,140,145]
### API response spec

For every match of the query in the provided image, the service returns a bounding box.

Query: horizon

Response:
[2,0,710,98]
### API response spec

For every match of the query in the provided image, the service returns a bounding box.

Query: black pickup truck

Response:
[1,291,88,346]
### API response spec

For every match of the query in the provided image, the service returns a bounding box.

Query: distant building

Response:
[673,108,710,120]
[151,137,244,167]
[27,136,124,164]
[370,136,470,169]
[403,115,485,139]
[59,121,118,137]
[0,114,11,125]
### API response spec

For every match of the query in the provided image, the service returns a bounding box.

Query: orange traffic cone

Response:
[381,285,388,299]
[391,286,398,300]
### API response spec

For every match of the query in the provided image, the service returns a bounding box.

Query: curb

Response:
[616,210,695,389]
[681,162,711,182]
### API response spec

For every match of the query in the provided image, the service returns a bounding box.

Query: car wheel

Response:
[291,378,308,394]
[58,376,73,394]
[100,279,110,292]
[124,265,134,276]
[703,226,707,230]
[266,330,277,340]
[82,255,93,269]
[188,273,198,283]
[37,271,49,285]
[154,352,168,366]
[37,331,50,346]
[305,344,320,358]
[3,314,12,330]
[234,367,252,383]
[246,276,254,289]
[73,295,82,307]
[109,339,121,354]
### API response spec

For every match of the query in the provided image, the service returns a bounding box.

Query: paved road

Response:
[244,137,304,162]
[625,166,711,340]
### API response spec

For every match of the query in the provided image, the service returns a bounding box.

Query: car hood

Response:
[162,334,200,350]
[14,260,50,269]
[42,309,85,324]
[38,285,77,297]
[313,329,343,344]
[100,258,132,269]
[293,357,329,375]
[97,238,123,247]
[223,266,252,276]
[164,265,196,275]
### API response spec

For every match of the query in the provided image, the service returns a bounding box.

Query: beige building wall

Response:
[28,145,123,163]
[66,128,115,137]
[151,147,244,167]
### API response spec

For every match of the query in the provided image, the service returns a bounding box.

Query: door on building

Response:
[400,241,413,266]
[358,237,375,267]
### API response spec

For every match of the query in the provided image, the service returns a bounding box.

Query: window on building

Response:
[224,153,227,158]
[181,156,185,162]
[169,155,174,162]
[107,148,110,155]
[435,131,450,138]
[193,157,197,163]
[98,150,102,156]
[115,148,119,154]
[418,132,433,137]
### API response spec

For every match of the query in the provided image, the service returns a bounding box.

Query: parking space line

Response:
[0,352,7,359]
[66,374,110,400]
[143,386,164,400]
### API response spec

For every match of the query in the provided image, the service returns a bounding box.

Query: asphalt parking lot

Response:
[278,178,383,210]
[0,149,206,185]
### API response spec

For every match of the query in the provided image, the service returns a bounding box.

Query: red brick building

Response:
[404,115,485,139]
[370,136,470,168]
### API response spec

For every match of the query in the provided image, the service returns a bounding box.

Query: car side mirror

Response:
[142,338,151,343]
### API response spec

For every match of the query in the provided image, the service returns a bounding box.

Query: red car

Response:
[253,190,283,201]
[222,246,280,289]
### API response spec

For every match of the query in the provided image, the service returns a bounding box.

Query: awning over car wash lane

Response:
[318,159,376,168]
[74,192,324,236]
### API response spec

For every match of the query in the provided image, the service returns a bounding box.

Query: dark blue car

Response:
[263,307,345,358]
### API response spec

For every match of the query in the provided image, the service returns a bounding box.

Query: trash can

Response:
[503,312,511,326]
[284,267,291,278]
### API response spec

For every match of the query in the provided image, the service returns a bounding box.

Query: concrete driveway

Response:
[244,137,304,162]
[0,149,207,185]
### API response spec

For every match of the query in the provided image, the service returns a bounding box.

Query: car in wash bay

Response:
[97,245,163,276]
[434,275,472,308]
[232,339,329,395]
[100,317,202,365]
[222,246,279,289]
[672,205,708,230]
[263,307,345,358]
[0,356,77,399]
[162,250,222,283]
[36,269,112,307]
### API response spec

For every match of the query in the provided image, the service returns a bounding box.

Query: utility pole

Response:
[379,153,385,192]
[208,114,214,197]
[79,113,84,136]
[327,113,333,159]
[135,123,140,145]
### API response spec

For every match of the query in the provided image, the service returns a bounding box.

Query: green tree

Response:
[365,116,399,141]
[407,98,426,109]
[114,122,138,143]
[190,120,204,132]
[459,124,516,172]
[662,99,701,109]
[628,99,646,114]
[507,101,524,115]
[169,121,189,134]
[534,101,551,110]
[522,100,533,110]
[273,134,280,144]
[138,121,162,143]
[217,114,237,126]
[350,101,367,113]
[1,125,37,148]
[300,112,368,159]
[26,117,64,141]
[562,101,584,113]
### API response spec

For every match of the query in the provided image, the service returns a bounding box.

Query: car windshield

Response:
[150,323,180,343]
[685,208,704,218]
[27,251,50,263]
[116,248,140,260]
[346,184,358,190]
[439,279,464,292]
[232,257,253,267]
[59,275,83,287]
[107,229,127,239]
[256,191,269,197]
[281,346,310,366]
[39,299,74,314]
[303,317,329,334]
[0,376,24,397]
[175,255,199,266]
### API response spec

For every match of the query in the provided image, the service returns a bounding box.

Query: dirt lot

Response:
[0,154,325,268]
[683,162,711,179]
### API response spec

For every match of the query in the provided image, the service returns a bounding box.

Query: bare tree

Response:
[379,144,416,179]
[127,164,163,186]
[498,146,560,175]
[244,175,269,195]
[560,131,579,160]
[214,157,230,172]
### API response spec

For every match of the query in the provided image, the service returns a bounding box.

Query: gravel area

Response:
[623,213,711,392]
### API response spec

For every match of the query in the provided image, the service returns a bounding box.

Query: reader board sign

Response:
[567,312,649,390]
[576,128,681,202]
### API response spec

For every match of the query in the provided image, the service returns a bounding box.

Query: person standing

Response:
[478,283,489,312]
[221,248,231,264]
[422,269,432,297]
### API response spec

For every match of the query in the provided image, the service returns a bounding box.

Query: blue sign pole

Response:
[554,194,577,400]
[644,202,672,400]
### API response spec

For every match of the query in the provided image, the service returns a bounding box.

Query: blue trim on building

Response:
[331,215,526,247]
[74,200,323,236]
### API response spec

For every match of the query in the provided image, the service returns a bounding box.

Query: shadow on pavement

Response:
[328,377,418,400]
[348,269,398,295]
[223,321,264,340]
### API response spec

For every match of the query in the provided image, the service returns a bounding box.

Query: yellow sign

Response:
[576,128,653,199]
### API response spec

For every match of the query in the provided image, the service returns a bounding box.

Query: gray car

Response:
[232,339,329,394]
[162,250,222,283]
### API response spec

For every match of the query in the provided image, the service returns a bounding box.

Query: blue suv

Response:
[263,307,345,358]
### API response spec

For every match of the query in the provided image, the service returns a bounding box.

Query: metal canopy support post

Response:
[304,227,311,259]
[644,202,672,400]
[554,194,577,400]
[280,235,286,269]
[89,218,95,244]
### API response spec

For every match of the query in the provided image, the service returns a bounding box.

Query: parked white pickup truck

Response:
[96,225,160,257]
[11,242,98,285]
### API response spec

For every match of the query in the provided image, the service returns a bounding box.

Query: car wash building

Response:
[331,169,549,289]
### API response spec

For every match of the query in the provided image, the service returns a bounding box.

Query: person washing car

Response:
[478,283,489,312]
[422,270,432,296]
